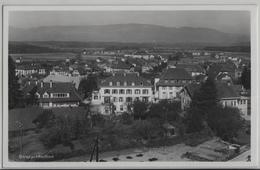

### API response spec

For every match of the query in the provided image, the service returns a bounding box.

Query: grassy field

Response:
[10,53,77,61]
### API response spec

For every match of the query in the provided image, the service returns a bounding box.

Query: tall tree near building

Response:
[207,106,243,142]
[185,77,218,132]
[8,57,22,109]
[241,66,251,90]
[132,100,148,120]
[78,74,98,99]
[195,77,218,115]
[26,86,39,106]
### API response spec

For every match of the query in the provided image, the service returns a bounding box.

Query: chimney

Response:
[41,81,43,88]
[50,80,53,88]
[35,81,38,85]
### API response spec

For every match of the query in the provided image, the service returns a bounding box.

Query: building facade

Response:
[155,68,193,101]
[22,81,82,108]
[91,72,153,115]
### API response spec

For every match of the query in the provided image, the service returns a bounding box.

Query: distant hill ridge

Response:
[9,23,249,44]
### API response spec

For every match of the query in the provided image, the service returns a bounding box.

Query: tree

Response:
[194,77,218,116]
[132,100,148,120]
[78,74,98,99]
[207,106,243,142]
[241,66,251,90]
[32,110,56,129]
[147,100,181,122]
[26,86,39,106]
[185,78,218,133]
[8,57,22,109]
[169,52,183,61]
[185,105,205,133]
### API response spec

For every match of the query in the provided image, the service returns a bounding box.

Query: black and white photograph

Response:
[1,0,260,169]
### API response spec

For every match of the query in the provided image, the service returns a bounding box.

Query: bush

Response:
[39,115,90,149]
[132,120,163,140]
[32,109,55,129]
[207,106,243,142]
[120,112,133,125]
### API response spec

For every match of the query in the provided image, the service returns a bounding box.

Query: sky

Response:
[9,11,250,35]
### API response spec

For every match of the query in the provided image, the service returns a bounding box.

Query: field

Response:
[10,53,77,62]
[9,52,117,62]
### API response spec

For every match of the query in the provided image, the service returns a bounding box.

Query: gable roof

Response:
[43,74,82,89]
[99,72,152,87]
[110,60,132,70]
[160,68,192,80]
[184,82,240,99]
[216,83,240,99]
[176,64,204,73]
[184,83,201,98]
[23,82,82,103]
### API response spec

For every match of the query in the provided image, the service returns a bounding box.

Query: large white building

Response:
[91,72,153,115]
[154,68,193,101]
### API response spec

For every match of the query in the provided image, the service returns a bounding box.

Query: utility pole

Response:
[89,136,99,162]
[16,121,23,155]
[95,136,99,162]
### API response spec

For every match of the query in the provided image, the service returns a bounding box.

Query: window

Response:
[119,89,125,94]
[182,80,186,83]
[112,89,118,94]
[126,97,132,102]
[105,106,110,114]
[142,89,148,94]
[135,97,139,101]
[113,97,117,102]
[131,82,135,86]
[43,93,49,98]
[142,97,148,102]
[126,89,132,94]
[169,87,173,90]
[109,82,113,86]
[104,97,110,103]
[162,87,166,90]
[135,89,141,94]
[165,80,168,83]
[104,89,110,94]
[117,81,120,86]
[120,105,124,111]
[140,82,143,86]
[52,93,69,98]
[119,97,123,102]
[124,81,127,86]
[94,95,98,100]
